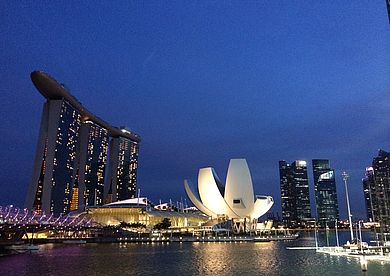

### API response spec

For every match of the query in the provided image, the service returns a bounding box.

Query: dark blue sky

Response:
[0,2,389,219]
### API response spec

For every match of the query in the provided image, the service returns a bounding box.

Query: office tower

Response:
[312,159,339,226]
[279,160,311,227]
[363,150,390,231]
[362,167,375,222]
[26,71,141,215]
[107,135,139,201]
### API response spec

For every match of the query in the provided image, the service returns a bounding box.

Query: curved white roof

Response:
[105,197,149,206]
[184,159,273,220]
[198,168,238,218]
[225,159,255,218]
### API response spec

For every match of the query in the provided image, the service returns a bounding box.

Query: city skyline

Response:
[1,2,389,219]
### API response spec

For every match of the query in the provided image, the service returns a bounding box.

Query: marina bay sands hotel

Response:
[25,71,141,215]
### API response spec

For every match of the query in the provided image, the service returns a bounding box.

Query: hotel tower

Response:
[25,71,141,215]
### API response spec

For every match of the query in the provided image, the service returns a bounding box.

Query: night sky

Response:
[1,2,389,219]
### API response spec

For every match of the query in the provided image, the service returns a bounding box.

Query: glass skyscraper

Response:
[312,159,339,226]
[26,71,141,215]
[279,160,311,227]
[363,150,390,232]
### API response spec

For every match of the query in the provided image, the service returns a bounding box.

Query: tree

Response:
[119,221,146,229]
[153,218,171,230]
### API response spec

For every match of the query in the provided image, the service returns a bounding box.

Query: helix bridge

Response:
[0,205,95,243]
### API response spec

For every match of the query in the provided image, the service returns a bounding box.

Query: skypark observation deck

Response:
[30,71,140,142]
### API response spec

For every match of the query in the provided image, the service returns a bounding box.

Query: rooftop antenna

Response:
[342,171,354,242]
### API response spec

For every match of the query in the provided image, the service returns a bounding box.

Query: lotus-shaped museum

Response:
[184,159,273,220]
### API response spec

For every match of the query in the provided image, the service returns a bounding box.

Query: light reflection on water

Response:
[0,232,389,276]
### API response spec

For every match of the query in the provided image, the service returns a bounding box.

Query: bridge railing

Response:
[0,205,94,230]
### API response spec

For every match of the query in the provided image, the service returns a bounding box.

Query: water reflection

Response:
[0,232,389,275]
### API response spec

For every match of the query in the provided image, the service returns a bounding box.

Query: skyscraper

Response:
[279,160,311,227]
[362,150,390,231]
[107,135,139,201]
[362,167,375,222]
[26,98,81,214]
[78,121,109,208]
[25,71,141,215]
[312,159,339,226]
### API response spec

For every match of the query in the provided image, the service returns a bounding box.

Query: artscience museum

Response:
[184,159,274,231]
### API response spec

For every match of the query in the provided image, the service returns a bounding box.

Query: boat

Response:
[343,240,368,251]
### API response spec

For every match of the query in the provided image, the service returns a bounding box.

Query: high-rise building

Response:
[279,160,311,227]
[78,121,109,208]
[25,71,141,215]
[362,150,390,231]
[312,159,339,226]
[362,167,375,222]
[107,135,139,201]
[26,98,81,215]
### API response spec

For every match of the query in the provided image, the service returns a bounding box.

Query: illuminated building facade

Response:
[362,167,376,222]
[70,175,79,211]
[25,71,141,215]
[279,160,311,227]
[107,136,139,201]
[26,98,81,214]
[85,198,208,228]
[312,159,339,226]
[78,121,109,207]
[363,150,390,231]
[184,159,274,233]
